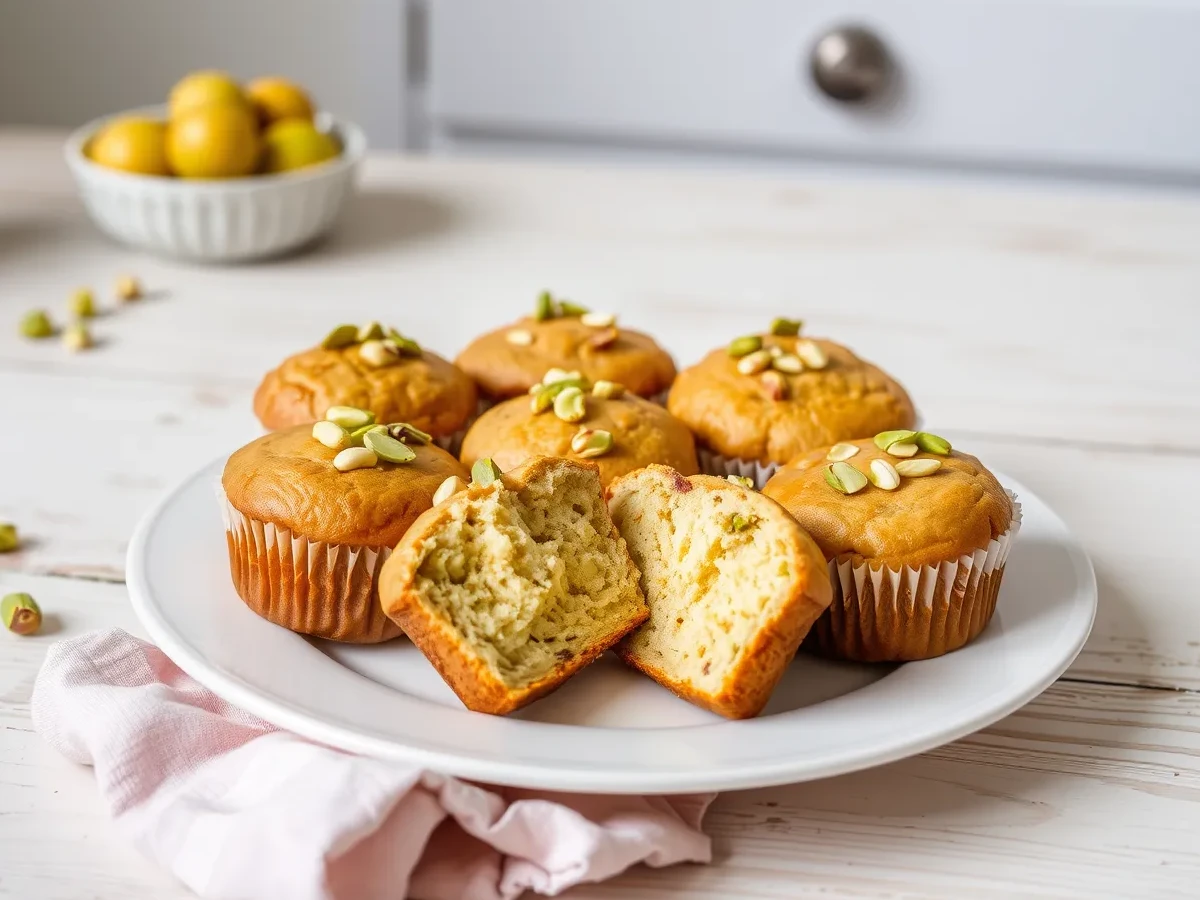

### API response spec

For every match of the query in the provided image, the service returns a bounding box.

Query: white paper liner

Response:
[218,487,397,642]
[697,447,781,490]
[812,490,1023,661]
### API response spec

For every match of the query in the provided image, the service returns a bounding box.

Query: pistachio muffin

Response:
[459,371,698,488]
[668,318,915,486]
[454,292,676,402]
[762,430,1019,662]
[254,321,477,449]
[221,412,469,643]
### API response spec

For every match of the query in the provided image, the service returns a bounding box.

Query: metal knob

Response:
[810,25,891,103]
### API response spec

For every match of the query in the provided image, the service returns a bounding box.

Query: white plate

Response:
[127,458,1096,794]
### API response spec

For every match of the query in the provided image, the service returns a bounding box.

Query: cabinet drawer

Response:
[429,0,1200,177]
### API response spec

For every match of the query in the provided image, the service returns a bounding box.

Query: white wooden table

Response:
[2,128,1199,899]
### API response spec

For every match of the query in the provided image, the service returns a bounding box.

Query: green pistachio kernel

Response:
[385,329,422,357]
[727,335,763,358]
[363,430,417,463]
[895,458,942,477]
[873,430,918,451]
[471,458,503,487]
[914,432,952,455]
[530,378,588,414]
[557,300,590,317]
[321,324,359,349]
[20,310,54,339]
[824,461,868,495]
[349,423,387,446]
[534,291,557,321]
[386,422,433,445]
[0,523,18,553]
[726,475,756,490]
[357,321,384,342]
[312,420,351,450]
[70,288,96,319]
[325,406,375,430]
[2,593,41,636]
[769,317,803,336]
[729,513,760,532]
[553,386,587,423]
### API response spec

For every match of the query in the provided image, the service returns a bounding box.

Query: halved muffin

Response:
[607,465,833,719]
[379,457,648,715]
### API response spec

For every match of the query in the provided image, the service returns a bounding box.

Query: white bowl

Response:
[64,107,366,262]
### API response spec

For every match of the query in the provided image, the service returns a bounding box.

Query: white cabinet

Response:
[427,0,1200,178]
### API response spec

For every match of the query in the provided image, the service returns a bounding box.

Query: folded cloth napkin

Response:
[32,630,714,900]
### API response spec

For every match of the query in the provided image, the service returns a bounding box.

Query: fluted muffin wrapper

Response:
[697,448,781,490]
[219,489,400,643]
[806,491,1022,662]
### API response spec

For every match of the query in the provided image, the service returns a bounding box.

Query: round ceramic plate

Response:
[127,458,1096,794]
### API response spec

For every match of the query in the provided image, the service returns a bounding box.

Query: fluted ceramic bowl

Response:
[64,106,366,262]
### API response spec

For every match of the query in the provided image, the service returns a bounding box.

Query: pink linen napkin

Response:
[31,630,714,900]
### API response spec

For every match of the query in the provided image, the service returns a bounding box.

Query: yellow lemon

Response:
[87,117,171,176]
[245,77,315,126]
[260,119,339,174]
[166,104,261,178]
[168,70,247,120]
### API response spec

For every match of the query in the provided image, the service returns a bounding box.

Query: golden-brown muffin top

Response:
[762,438,1013,570]
[254,341,477,437]
[455,315,676,400]
[667,336,915,464]
[460,390,698,488]
[222,424,470,549]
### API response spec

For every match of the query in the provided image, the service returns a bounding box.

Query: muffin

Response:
[454,292,676,402]
[608,466,832,719]
[221,414,470,643]
[762,430,1020,661]
[459,372,698,488]
[379,456,648,715]
[254,322,477,451]
[668,319,915,487]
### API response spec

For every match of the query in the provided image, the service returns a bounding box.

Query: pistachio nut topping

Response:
[914,431,952,455]
[736,349,773,375]
[2,592,41,636]
[333,447,378,472]
[772,353,803,374]
[868,458,901,491]
[363,430,417,463]
[63,322,93,352]
[895,458,942,477]
[580,311,616,328]
[824,461,868,495]
[571,428,614,458]
[534,291,557,321]
[357,321,384,342]
[588,326,619,350]
[359,339,399,368]
[115,274,142,301]
[885,441,919,458]
[326,405,375,430]
[471,458,503,487]
[729,513,760,532]
[592,380,625,399]
[767,345,783,358]
[433,475,468,505]
[726,475,755,490]
[873,430,917,451]
[794,339,828,370]
[557,300,590,317]
[760,369,788,400]
[825,443,860,462]
[312,420,351,450]
[70,288,96,318]
[530,377,587,413]
[321,324,359,349]
[542,368,581,386]
[19,309,54,339]
[349,423,387,445]
[506,328,534,346]
[553,386,588,422]
[770,317,803,336]
[385,329,422,358]
[727,335,763,358]
[0,523,18,553]
[386,422,432,445]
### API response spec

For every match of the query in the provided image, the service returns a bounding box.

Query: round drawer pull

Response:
[810,25,891,103]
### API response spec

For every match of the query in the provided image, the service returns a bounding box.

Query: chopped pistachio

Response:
[726,475,755,490]
[795,339,828,370]
[885,441,919,458]
[471,458,503,487]
[363,430,417,463]
[729,513,760,532]
[824,461,868,495]
[349,423,387,445]
[321,324,359,349]
[506,328,534,346]
[70,288,96,318]
[534,291,557,321]
[385,329,422,357]
[760,369,788,400]
[312,420,351,450]
[580,311,616,328]
[325,406,375,430]
[895,458,942,477]
[868,458,901,490]
[115,274,142,301]
[570,428,614,458]
[553,386,587,422]
[333,447,378,472]
[530,378,587,413]
[357,321,384,341]
[592,380,625,399]
[770,317,803,336]
[873,430,918,451]
[772,354,803,374]
[914,432,952,455]
[0,523,18,553]
[359,339,399,368]
[433,475,468,505]
[2,592,41,635]
[558,300,590,317]
[63,322,93,352]
[826,443,860,462]
[736,349,773,375]
[543,368,581,386]
[767,345,784,358]
[20,310,54,339]
[727,335,763,358]
[588,326,619,350]
[386,422,432,445]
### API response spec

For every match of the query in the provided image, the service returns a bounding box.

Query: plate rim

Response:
[126,456,1097,794]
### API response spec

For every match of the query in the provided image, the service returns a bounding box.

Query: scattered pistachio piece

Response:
[357,321,384,342]
[2,592,41,636]
[760,369,788,400]
[325,405,375,430]
[795,339,828,370]
[558,300,590,317]
[770,317,803,336]
[385,329,422,357]
[386,422,432,445]
[868,458,901,490]
[506,328,534,346]
[321,324,359,349]
[0,523,18,553]
[825,461,868,495]
[772,353,803,374]
[115,274,142,301]
[433,475,468,505]
[543,368,580,386]
[63,322,93,352]
[471,458,503,487]
[767,345,783,358]
[592,380,625,399]
[727,335,763,358]
[529,382,544,395]
[20,310,54,339]
[363,430,417,463]
[736,349,773,375]
[571,428,614,458]
[531,378,587,413]
[553,386,587,422]
[726,475,755,490]
[588,326,619,350]
[886,442,919,458]
[349,423,388,445]
[534,291,557,321]
[915,432,952,455]
[729,513,760,532]
[333,447,378,472]
[826,443,860,462]
[70,288,96,318]
[359,339,399,368]
[312,420,351,450]
[895,458,942,477]
[873,430,918,451]
[580,311,616,328]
